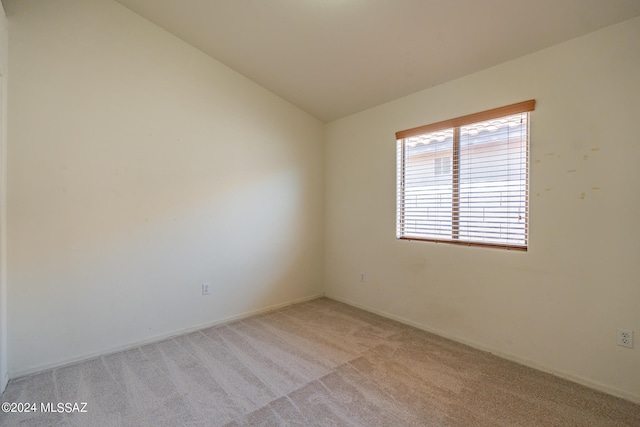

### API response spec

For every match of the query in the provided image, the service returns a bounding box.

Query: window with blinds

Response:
[395,100,535,250]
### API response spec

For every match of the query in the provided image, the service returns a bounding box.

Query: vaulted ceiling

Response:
[114,0,640,122]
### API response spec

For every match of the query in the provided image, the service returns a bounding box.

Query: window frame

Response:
[395,100,535,251]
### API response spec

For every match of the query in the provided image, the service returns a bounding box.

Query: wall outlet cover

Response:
[617,329,633,348]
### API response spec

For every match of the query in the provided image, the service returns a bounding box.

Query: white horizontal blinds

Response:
[458,113,528,247]
[398,130,454,239]
[396,139,404,238]
[395,100,534,250]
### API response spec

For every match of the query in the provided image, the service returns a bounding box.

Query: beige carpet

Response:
[1,297,638,426]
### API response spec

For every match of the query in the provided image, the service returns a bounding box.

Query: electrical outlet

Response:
[360,272,366,282]
[617,329,633,348]
[201,282,211,296]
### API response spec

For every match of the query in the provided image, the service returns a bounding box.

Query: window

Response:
[435,156,451,176]
[395,100,535,250]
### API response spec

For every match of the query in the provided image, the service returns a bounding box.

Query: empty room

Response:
[1,0,639,425]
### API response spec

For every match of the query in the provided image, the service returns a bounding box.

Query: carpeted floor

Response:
[1,297,639,426]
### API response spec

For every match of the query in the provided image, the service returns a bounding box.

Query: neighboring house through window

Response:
[435,156,451,176]
[395,100,535,250]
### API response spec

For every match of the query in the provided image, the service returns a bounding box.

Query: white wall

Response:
[324,17,640,402]
[0,0,8,393]
[6,0,324,376]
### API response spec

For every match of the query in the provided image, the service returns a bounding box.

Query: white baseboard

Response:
[10,293,324,380]
[325,293,640,405]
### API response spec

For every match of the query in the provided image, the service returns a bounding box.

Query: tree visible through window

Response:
[395,100,535,250]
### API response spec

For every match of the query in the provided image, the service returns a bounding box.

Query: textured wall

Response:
[6,0,324,375]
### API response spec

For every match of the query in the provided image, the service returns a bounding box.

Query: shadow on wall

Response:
[10,165,317,369]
